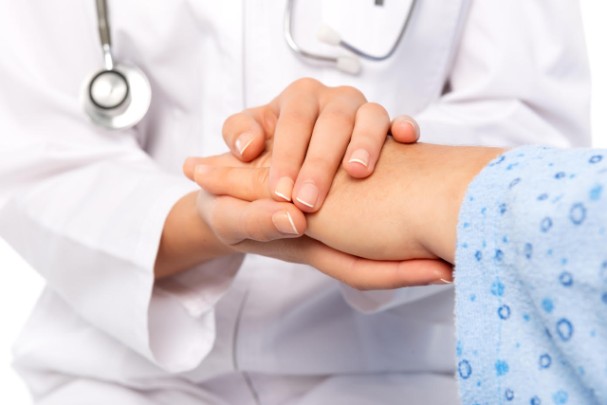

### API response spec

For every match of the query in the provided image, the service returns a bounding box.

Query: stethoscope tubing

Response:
[283,0,417,65]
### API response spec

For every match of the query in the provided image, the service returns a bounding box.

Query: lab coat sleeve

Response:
[0,7,241,373]
[342,0,591,314]
[417,0,591,149]
[455,146,607,404]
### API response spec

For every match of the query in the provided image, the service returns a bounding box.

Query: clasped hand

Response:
[183,79,499,289]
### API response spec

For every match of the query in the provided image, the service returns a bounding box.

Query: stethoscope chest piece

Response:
[82,63,151,130]
[83,0,151,130]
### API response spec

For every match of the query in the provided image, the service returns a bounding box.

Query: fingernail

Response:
[275,177,294,201]
[431,278,453,285]
[296,182,319,209]
[348,149,370,167]
[395,116,420,139]
[272,211,300,235]
[235,132,255,156]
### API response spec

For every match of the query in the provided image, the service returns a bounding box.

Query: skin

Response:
[185,140,505,271]
[222,78,420,212]
[160,141,471,289]
[154,79,419,280]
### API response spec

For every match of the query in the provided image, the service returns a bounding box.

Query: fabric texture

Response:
[455,145,607,404]
[0,0,592,403]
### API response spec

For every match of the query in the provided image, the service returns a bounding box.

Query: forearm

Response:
[154,191,234,279]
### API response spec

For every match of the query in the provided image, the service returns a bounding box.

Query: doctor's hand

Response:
[222,78,420,213]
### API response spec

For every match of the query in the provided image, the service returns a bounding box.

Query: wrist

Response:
[417,146,506,264]
[155,191,235,279]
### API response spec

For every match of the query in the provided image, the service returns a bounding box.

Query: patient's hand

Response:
[186,139,504,264]
[308,141,503,263]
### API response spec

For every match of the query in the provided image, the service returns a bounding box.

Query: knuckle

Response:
[241,203,272,241]
[290,77,321,93]
[240,209,258,240]
[242,217,261,241]
[334,85,365,102]
[359,102,389,118]
[222,109,257,138]
[255,168,270,191]
[246,169,269,199]
[222,112,243,133]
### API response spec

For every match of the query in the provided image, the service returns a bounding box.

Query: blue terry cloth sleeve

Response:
[454,145,607,404]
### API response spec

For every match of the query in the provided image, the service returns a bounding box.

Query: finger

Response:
[291,91,364,212]
[305,239,453,289]
[200,194,306,245]
[330,257,454,290]
[193,165,271,201]
[222,108,273,162]
[238,236,454,289]
[183,154,245,180]
[390,114,420,144]
[268,89,320,203]
[342,102,391,179]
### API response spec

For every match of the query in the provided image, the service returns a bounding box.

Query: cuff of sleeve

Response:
[135,180,244,372]
[148,254,243,371]
[0,168,242,373]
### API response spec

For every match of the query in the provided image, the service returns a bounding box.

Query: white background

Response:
[1,2,606,403]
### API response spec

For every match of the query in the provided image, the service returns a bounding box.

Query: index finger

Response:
[192,165,271,201]
[183,154,246,181]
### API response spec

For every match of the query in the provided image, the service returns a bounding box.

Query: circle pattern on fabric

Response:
[458,360,472,379]
[539,353,552,369]
[559,272,573,287]
[589,155,603,164]
[569,203,586,225]
[498,304,511,320]
[556,319,574,341]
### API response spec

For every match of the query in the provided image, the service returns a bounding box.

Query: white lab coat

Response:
[0,1,589,404]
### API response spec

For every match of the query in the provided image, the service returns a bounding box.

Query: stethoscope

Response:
[82,0,151,130]
[284,0,417,74]
[83,0,416,130]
